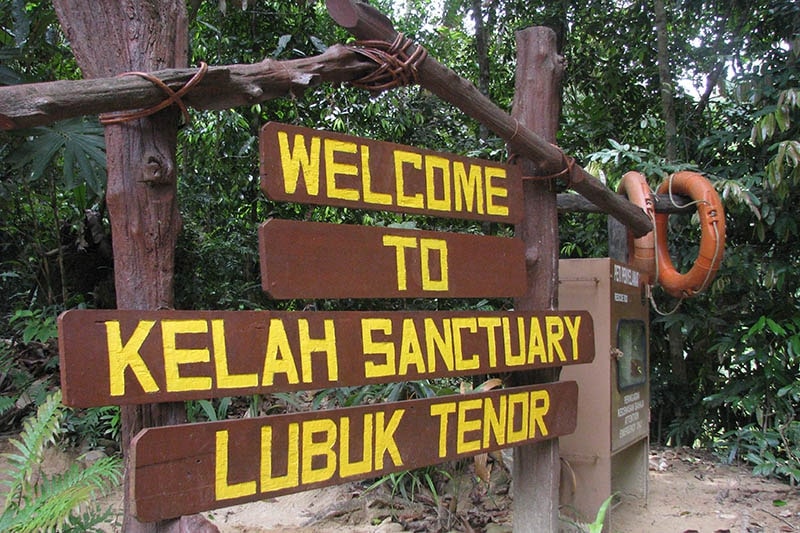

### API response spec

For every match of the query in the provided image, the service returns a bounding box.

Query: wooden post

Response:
[510,27,564,532]
[52,3,215,531]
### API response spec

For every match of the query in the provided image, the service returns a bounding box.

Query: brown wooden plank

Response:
[58,309,594,407]
[260,122,523,223]
[259,219,526,299]
[131,381,578,521]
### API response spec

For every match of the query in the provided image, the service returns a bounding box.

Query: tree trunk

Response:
[52,2,204,531]
[655,0,677,162]
[510,27,564,533]
[472,0,490,140]
[655,0,688,417]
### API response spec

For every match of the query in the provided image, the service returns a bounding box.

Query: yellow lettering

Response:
[429,403,455,458]
[529,390,550,437]
[301,419,337,484]
[163,320,212,393]
[106,320,158,396]
[340,415,373,477]
[507,392,530,443]
[361,145,392,205]
[527,317,547,364]
[452,318,479,370]
[393,150,424,208]
[502,317,526,367]
[485,166,509,216]
[398,319,425,376]
[298,319,338,384]
[262,319,299,386]
[361,318,396,378]
[424,318,454,372]
[215,430,256,500]
[324,139,360,201]
[477,317,502,368]
[260,424,299,491]
[382,235,417,291]
[278,131,320,195]
[374,410,404,469]
[420,238,449,291]
[546,316,567,362]
[482,395,507,448]
[453,162,484,214]
[456,398,482,454]
[212,319,258,389]
[564,316,582,361]
[425,155,452,211]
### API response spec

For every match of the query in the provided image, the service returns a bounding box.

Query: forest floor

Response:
[196,445,800,533]
[28,443,790,532]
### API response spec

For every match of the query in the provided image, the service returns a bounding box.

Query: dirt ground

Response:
[198,446,799,533]
[3,441,798,532]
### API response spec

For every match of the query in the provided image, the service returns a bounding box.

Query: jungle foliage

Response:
[0,0,798,486]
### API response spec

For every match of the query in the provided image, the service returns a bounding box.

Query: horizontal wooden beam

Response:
[558,192,693,215]
[0,45,374,130]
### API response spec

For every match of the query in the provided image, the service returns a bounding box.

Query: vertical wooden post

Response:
[510,27,565,533]
[52,3,215,532]
[608,216,629,263]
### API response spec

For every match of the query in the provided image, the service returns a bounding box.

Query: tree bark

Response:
[0,46,374,130]
[558,192,692,214]
[654,0,688,421]
[472,0,490,140]
[52,2,210,531]
[510,27,564,533]
[655,0,677,162]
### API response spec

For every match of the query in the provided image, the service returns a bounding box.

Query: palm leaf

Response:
[7,118,107,194]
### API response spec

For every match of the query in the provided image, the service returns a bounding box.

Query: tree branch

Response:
[326,0,654,237]
[0,45,374,130]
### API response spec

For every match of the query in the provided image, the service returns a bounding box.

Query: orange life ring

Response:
[655,171,726,298]
[617,171,656,282]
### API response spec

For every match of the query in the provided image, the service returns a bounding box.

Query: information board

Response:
[260,122,523,223]
[131,381,578,521]
[58,309,594,407]
[259,219,527,299]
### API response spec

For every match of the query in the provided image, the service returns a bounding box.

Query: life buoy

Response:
[617,171,657,282]
[655,171,725,298]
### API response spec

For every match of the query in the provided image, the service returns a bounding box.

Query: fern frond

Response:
[60,504,119,533]
[0,395,16,416]
[3,455,121,533]
[35,455,122,501]
[2,390,63,509]
[11,485,92,533]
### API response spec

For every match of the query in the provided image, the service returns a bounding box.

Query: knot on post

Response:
[348,33,428,91]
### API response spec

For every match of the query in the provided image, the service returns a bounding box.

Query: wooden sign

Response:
[259,218,526,299]
[260,122,523,223]
[58,309,594,407]
[131,381,578,521]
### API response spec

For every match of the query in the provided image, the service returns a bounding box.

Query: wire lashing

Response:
[99,62,208,125]
[349,33,428,91]
[521,149,580,186]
